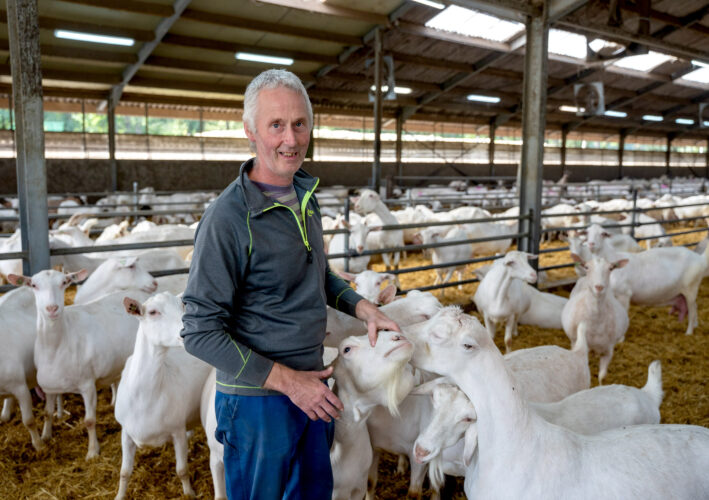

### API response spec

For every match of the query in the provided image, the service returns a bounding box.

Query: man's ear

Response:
[243,121,256,143]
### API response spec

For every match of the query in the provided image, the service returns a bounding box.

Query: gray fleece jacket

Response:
[181,159,363,396]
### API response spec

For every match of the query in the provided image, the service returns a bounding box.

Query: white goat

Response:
[337,270,397,305]
[413,225,472,290]
[413,360,663,486]
[8,270,144,459]
[583,230,709,335]
[354,189,404,275]
[115,293,211,499]
[562,255,629,384]
[331,332,416,500]
[327,217,371,274]
[409,307,709,500]
[73,257,158,305]
[0,287,51,450]
[474,251,538,351]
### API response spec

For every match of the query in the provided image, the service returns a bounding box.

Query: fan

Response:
[574,82,605,116]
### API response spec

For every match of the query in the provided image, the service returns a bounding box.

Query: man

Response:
[181,68,399,500]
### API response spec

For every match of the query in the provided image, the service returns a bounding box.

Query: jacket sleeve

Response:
[180,205,274,388]
[325,262,364,318]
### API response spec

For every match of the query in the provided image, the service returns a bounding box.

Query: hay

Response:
[2,230,707,499]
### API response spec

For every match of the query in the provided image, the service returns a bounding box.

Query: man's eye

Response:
[295,121,303,127]
[272,123,280,129]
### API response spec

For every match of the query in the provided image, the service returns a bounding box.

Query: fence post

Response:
[132,181,139,211]
[344,197,351,273]
[630,188,638,239]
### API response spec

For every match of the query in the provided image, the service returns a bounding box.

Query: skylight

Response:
[54,29,134,47]
[613,51,675,72]
[548,29,587,59]
[235,52,293,65]
[425,5,524,42]
[682,66,709,84]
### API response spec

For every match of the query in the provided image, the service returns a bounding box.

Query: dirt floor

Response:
[1,229,707,499]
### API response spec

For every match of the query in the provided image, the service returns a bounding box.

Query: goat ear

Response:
[123,297,144,317]
[602,231,611,238]
[611,258,629,270]
[526,253,539,260]
[410,377,451,395]
[378,284,397,305]
[7,274,31,287]
[462,423,479,468]
[473,264,491,279]
[570,253,584,264]
[67,269,89,284]
[337,270,357,282]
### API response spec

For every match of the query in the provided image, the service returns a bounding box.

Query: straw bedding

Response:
[1,230,707,499]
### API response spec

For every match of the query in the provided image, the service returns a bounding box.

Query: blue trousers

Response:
[215,391,335,500]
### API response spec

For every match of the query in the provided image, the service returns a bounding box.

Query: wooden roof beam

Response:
[109,0,192,105]
[57,0,174,16]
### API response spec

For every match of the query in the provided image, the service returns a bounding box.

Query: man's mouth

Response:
[280,151,298,158]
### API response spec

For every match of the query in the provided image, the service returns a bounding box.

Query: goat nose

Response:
[46,305,58,314]
[151,280,158,289]
[357,246,364,253]
[595,285,604,293]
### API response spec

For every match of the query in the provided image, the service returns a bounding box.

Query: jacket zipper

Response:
[262,178,320,263]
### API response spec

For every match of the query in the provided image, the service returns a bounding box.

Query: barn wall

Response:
[0,158,706,194]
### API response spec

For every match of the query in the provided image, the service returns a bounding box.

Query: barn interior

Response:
[1,0,708,498]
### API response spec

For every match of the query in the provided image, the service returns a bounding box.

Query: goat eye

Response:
[462,417,474,423]
[343,347,351,354]
[463,343,475,350]
[148,310,159,316]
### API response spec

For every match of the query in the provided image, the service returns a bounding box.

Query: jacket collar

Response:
[237,158,318,215]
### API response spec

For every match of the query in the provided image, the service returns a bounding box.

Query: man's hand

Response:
[263,363,343,422]
[355,299,401,347]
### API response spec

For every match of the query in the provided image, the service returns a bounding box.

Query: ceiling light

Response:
[692,60,709,68]
[467,94,500,103]
[675,118,694,125]
[410,0,445,9]
[370,85,413,95]
[604,110,627,118]
[642,115,663,122]
[560,105,583,113]
[235,52,294,65]
[54,29,134,46]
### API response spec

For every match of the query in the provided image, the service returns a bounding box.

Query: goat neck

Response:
[450,347,540,488]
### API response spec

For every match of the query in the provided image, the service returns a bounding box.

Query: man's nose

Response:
[283,126,297,145]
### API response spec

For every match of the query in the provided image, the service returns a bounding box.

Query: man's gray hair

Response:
[242,69,313,134]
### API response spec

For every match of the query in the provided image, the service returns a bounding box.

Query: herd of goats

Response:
[0,174,708,499]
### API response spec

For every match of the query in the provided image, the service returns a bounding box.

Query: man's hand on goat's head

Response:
[355,299,401,347]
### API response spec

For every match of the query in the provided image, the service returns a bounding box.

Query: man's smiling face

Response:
[245,86,311,186]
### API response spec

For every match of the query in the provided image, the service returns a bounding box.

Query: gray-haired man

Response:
[181,69,399,499]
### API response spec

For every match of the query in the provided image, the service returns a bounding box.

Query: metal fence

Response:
[1,183,708,294]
